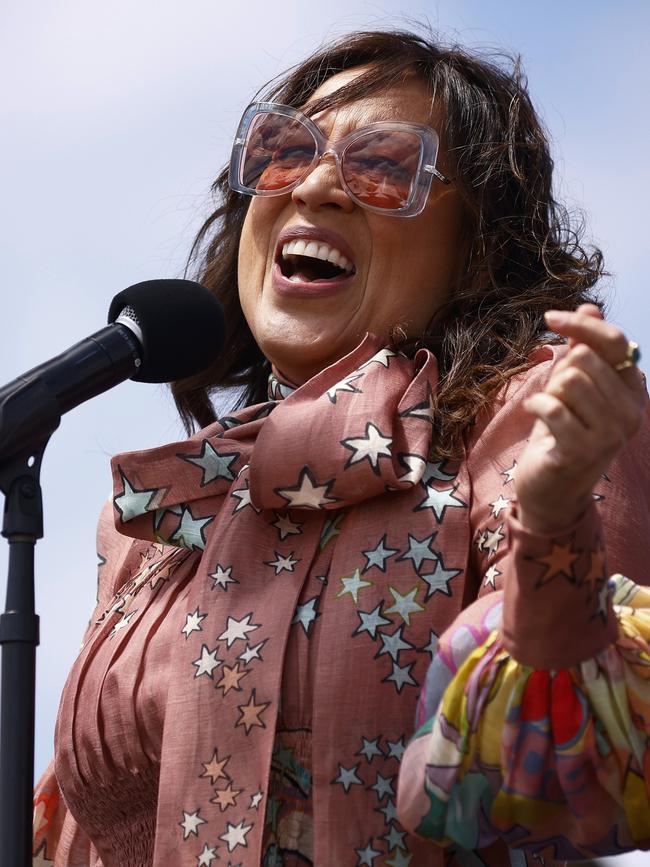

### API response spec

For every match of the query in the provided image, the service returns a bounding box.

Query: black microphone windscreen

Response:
[108,280,226,383]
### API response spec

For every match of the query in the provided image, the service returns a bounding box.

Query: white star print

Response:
[386,736,406,761]
[422,461,456,483]
[326,371,364,403]
[181,608,205,639]
[181,440,238,485]
[219,819,253,852]
[337,569,372,604]
[342,422,392,474]
[109,609,136,638]
[482,523,505,557]
[384,586,424,625]
[362,536,398,572]
[197,842,219,865]
[276,467,338,509]
[357,736,384,763]
[266,550,299,575]
[416,484,466,522]
[359,347,397,368]
[332,763,363,792]
[355,840,383,865]
[490,494,511,518]
[501,460,517,484]
[376,626,414,661]
[210,563,238,591]
[384,660,417,693]
[484,564,502,589]
[230,482,261,514]
[218,614,259,647]
[272,511,302,540]
[370,772,395,800]
[419,557,462,599]
[170,507,213,551]
[291,597,318,635]
[397,453,426,485]
[250,790,264,810]
[113,470,160,522]
[398,533,438,571]
[192,645,221,678]
[238,640,266,665]
[354,603,390,639]
[179,809,206,839]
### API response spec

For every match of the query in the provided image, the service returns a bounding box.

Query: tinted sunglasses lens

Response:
[342,130,422,210]
[241,113,316,192]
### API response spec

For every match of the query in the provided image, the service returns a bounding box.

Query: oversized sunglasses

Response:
[229,102,452,217]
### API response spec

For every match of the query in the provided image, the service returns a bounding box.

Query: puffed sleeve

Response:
[33,501,141,866]
[397,348,650,862]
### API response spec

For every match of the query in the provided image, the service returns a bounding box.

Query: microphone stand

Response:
[0,442,50,866]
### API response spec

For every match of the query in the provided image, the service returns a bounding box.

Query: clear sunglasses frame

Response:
[229,102,452,218]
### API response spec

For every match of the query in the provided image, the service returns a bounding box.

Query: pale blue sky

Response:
[1,2,648,864]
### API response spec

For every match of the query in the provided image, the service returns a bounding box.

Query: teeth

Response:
[281,238,354,273]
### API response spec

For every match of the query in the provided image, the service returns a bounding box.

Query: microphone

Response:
[0,279,225,460]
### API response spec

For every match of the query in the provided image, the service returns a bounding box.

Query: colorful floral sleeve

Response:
[397,348,650,863]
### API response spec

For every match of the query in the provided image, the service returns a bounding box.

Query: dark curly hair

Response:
[174,29,604,460]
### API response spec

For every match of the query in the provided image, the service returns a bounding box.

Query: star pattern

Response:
[236,689,270,734]
[218,614,259,647]
[180,440,239,485]
[219,819,253,852]
[326,371,364,403]
[210,563,238,592]
[362,535,398,572]
[534,542,580,585]
[332,763,363,792]
[216,663,249,695]
[170,507,213,552]
[376,625,414,661]
[397,532,438,571]
[357,736,384,763]
[265,550,299,575]
[113,469,161,523]
[384,586,424,625]
[230,481,261,514]
[355,840,382,865]
[419,556,462,599]
[337,569,372,604]
[342,422,392,475]
[415,484,466,523]
[181,607,206,640]
[272,511,302,540]
[354,603,390,639]
[384,660,417,693]
[276,467,338,509]
[192,645,222,679]
[201,748,230,784]
[196,843,219,866]
[291,597,319,636]
[179,808,206,839]
[211,781,242,812]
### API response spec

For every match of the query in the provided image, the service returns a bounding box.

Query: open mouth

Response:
[278,239,356,283]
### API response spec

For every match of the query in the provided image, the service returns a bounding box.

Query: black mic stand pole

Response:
[0,369,62,867]
[0,441,48,867]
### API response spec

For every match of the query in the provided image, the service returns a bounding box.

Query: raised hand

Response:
[516,304,646,534]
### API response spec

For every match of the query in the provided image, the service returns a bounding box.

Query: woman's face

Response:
[238,68,465,383]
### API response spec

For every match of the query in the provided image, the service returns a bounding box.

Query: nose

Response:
[290,152,355,213]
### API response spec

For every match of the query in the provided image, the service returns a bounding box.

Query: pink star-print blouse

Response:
[32,335,650,866]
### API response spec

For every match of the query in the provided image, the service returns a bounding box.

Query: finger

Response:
[545,309,630,367]
[550,344,645,438]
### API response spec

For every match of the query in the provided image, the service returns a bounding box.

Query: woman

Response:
[33,29,650,867]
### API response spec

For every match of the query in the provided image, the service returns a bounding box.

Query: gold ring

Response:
[614,341,641,372]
